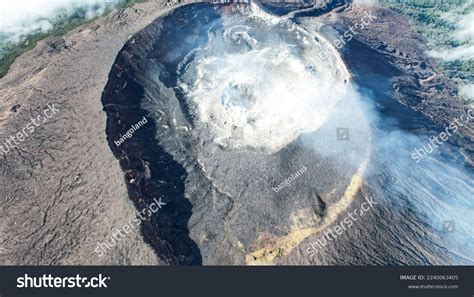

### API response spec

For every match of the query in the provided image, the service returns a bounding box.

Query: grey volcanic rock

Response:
[0,0,185,265]
[313,3,474,164]
[102,2,369,265]
[0,0,471,266]
[283,3,474,265]
[0,0,348,266]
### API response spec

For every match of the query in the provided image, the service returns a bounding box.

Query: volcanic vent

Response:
[102,2,370,265]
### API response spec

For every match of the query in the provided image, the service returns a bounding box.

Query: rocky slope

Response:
[0,0,186,265]
[0,0,471,265]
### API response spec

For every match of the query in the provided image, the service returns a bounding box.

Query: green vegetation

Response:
[0,0,148,79]
[2,0,471,88]
[379,0,474,82]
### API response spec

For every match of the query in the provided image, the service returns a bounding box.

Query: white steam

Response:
[178,3,350,153]
[459,83,474,106]
[0,0,119,43]
[353,0,379,6]
[428,3,474,61]
[426,1,474,105]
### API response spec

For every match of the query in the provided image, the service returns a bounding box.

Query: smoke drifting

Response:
[428,3,474,62]
[177,3,350,153]
[353,0,379,6]
[424,2,474,103]
[460,83,474,103]
[310,81,474,264]
[172,2,474,263]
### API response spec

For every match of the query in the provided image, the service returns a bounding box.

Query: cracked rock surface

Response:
[0,0,186,265]
[0,0,471,265]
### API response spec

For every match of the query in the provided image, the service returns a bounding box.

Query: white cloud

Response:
[428,5,474,61]
[454,10,474,42]
[459,83,474,100]
[0,0,119,43]
[353,0,379,6]
[429,41,474,61]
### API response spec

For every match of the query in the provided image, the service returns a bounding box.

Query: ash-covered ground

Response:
[0,0,472,266]
[102,2,473,265]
